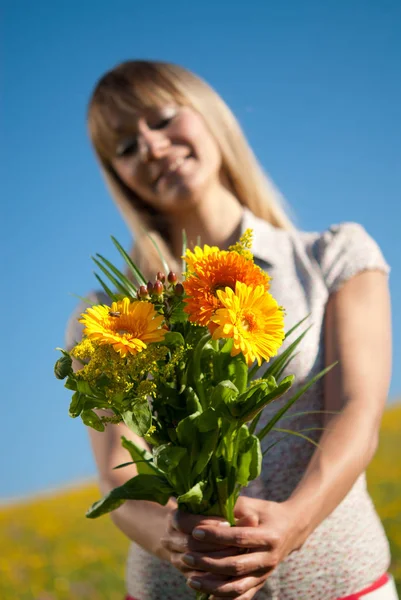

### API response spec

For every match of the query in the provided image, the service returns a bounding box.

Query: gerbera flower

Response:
[183,248,270,327]
[211,281,285,366]
[79,297,166,358]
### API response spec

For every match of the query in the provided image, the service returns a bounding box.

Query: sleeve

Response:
[313,222,390,295]
[65,290,110,351]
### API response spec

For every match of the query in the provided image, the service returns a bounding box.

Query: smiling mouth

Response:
[154,155,192,189]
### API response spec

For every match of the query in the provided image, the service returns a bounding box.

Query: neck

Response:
[169,183,244,261]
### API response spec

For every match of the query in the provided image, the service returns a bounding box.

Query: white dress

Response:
[66,210,393,600]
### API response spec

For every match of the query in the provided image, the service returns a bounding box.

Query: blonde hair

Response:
[87,60,293,280]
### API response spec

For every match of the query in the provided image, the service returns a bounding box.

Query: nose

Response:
[137,123,170,162]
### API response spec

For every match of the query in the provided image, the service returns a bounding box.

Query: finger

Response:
[161,532,227,554]
[171,509,229,534]
[182,549,273,577]
[193,525,269,548]
[187,573,267,597]
[210,580,266,600]
[168,551,205,575]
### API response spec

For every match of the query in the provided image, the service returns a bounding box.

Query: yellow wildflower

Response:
[228,228,254,260]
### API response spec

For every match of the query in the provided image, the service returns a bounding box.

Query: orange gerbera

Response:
[183,247,271,327]
[211,281,285,366]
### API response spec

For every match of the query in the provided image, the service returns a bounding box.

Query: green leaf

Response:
[54,353,72,380]
[121,436,163,477]
[69,391,85,418]
[111,236,147,286]
[81,409,105,432]
[163,331,185,347]
[210,380,239,411]
[168,297,188,325]
[92,257,131,297]
[192,428,219,478]
[140,227,170,275]
[284,314,310,340]
[176,412,201,447]
[94,273,118,302]
[262,327,311,381]
[177,481,205,513]
[95,253,138,298]
[197,407,219,432]
[193,332,212,405]
[272,427,320,448]
[257,363,337,441]
[237,435,262,485]
[239,376,294,424]
[121,399,152,436]
[181,229,187,275]
[227,356,248,394]
[153,444,187,473]
[64,376,78,391]
[86,474,173,518]
[185,387,202,415]
[76,379,97,396]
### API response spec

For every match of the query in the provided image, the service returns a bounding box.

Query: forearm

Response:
[101,476,176,560]
[285,400,381,542]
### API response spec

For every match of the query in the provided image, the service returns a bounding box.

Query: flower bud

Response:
[156,271,166,283]
[147,281,154,294]
[138,285,148,298]
[54,353,72,380]
[167,271,177,284]
[153,280,164,296]
[174,283,184,296]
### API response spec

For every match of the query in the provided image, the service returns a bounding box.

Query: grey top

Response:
[66,210,391,600]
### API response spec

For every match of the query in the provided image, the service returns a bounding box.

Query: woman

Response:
[66,60,397,599]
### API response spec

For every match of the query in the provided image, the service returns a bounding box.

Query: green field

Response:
[1,404,400,599]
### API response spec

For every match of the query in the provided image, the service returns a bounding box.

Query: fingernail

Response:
[172,511,180,530]
[193,529,205,539]
[187,578,201,590]
[183,554,195,566]
[218,521,230,527]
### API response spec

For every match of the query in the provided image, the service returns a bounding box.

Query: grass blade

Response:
[257,362,337,441]
[94,273,118,302]
[111,236,147,286]
[96,253,138,297]
[262,326,312,381]
[92,258,131,297]
[181,229,187,276]
[272,427,319,448]
[140,227,170,275]
[284,314,310,340]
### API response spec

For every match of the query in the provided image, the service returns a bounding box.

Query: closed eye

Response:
[151,117,173,130]
[115,139,138,158]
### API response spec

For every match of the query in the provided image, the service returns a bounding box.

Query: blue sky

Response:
[2,0,400,500]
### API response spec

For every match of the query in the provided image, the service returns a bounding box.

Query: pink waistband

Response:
[125,573,391,600]
[337,574,390,599]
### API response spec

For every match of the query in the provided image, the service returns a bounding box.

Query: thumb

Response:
[234,498,260,527]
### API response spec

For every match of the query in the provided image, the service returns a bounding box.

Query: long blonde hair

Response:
[87,60,293,280]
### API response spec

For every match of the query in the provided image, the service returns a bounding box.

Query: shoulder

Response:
[301,222,390,294]
[65,290,110,350]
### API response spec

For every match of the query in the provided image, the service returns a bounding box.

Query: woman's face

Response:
[110,105,223,213]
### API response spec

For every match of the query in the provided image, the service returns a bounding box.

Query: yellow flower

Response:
[228,228,254,261]
[183,248,270,327]
[211,281,285,366]
[184,244,220,271]
[79,297,166,358]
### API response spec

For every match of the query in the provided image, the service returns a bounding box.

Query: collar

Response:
[241,208,284,267]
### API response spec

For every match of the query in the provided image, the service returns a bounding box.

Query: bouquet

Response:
[55,229,331,600]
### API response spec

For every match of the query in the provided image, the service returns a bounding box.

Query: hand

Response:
[160,507,259,580]
[183,497,305,599]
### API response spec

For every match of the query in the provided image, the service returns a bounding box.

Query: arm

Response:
[70,356,174,561]
[173,270,392,599]
[87,417,176,561]
[286,269,392,535]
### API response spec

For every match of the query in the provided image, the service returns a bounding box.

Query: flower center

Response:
[240,312,256,332]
